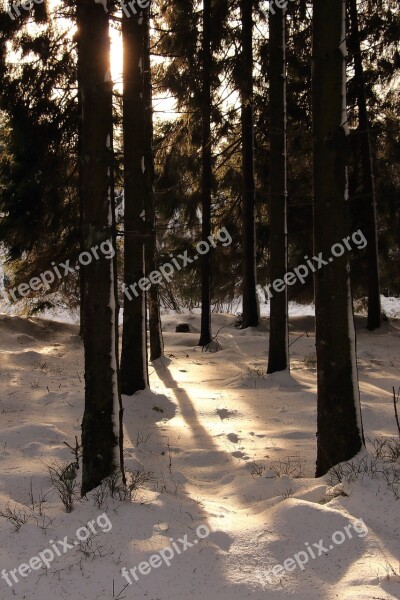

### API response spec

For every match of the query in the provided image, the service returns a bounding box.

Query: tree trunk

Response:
[267,4,288,373]
[120,4,149,394]
[143,8,164,361]
[348,0,381,331]
[78,0,121,495]
[313,0,365,477]
[77,49,85,340]
[240,0,259,329]
[198,0,213,347]
[108,83,125,486]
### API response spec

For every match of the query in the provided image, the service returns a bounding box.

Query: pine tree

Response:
[240,0,259,329]
[198,0,213,347]
[144,8,164,361]
[0,8,80,309]
[77,0,122,494]
[120,2,149,394]
[313,0,365,477]
[267,1,289,373]
[348,0,381,330]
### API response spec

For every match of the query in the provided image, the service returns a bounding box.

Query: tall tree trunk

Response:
[240,0,259,329]
[313,0,364,477]
[143,8,164,361]
[348,0,381,331]
[77,49,85,339]
[267,4,288,373]
[78,0,121,494]
[120,4,149,393]
[109,90,125,485]
[198,0,212,347]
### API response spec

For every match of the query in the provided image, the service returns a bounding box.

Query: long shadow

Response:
[120,361,260,600]
[153,356,221,453]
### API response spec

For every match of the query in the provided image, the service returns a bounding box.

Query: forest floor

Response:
[0,309,399,599]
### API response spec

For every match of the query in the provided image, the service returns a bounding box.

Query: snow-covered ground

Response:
[0,310,399,599]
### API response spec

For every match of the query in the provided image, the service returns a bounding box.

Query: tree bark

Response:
[120,4,149,393]
[78,0,121,494]
[198,0,213,347]
[240,0,259,329]
[348,0,381,331]
[313,0,365,477]
[267,4,289,373]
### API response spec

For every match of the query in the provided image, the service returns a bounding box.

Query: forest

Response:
[0,0,399,599]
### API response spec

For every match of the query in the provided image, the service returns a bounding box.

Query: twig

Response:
[289,331,309,348]
[113,580,130,599]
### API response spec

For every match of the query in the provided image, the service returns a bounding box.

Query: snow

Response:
[381,295,400,318]
[0,308,398,599]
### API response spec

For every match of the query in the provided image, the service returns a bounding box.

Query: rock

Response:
[175,323,190,333]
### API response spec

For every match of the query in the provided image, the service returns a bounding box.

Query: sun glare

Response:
[110,23,123,89]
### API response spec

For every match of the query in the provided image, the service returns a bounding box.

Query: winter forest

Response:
[0,0,399,598]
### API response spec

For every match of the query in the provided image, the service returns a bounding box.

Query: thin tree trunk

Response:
[267,4,288,373]
[313,0,364,477]
[143,8,164,361]
[348,0,381,331]
[78,0,121,494]
[198,0,212,347]
[240,0,259,329]
[77,49,85,339]
[108,91,125,486]
[120,5,149,394]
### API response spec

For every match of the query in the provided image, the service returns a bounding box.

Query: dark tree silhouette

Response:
[313,0,365,477]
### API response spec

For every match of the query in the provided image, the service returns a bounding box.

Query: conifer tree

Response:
[78,0,122,493]
[313,0,365,476]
